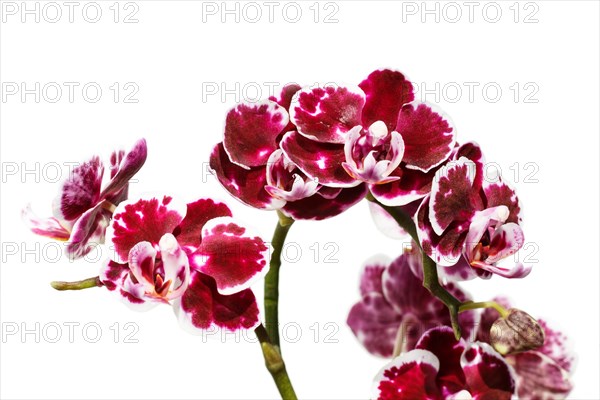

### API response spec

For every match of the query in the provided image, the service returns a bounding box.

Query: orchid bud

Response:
[490,308,545,355]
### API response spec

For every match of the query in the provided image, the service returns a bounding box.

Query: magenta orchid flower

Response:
[281,69,456,206]
[210,85,368,220]
[415,142,531,279]
[347,247,476,357]
[100,195,268,332]
[22,139,147,259]
[477,298,574,399]
[373,326,516,399]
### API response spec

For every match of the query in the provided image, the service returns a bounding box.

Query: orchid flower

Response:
[210,85,367,220]
[22,139,147,259]
[281,69,456,206]
[415,142,531,279]
[347,247,477,357]
[373,326,516,399]
[100,195,269,332]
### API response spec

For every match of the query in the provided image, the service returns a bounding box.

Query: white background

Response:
[1,1,599,399]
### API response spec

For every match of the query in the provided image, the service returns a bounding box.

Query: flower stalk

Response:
[255,325,298,400]
[264,211,294,348]
[50,276,103,291]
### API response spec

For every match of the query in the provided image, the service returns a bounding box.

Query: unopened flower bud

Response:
[490,308,545,355]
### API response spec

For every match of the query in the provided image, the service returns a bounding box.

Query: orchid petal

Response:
[65,205,111,259]
[359,69,414,131]
[289,85,365,144]
[210,143,286,210]
[281,184,367,221]
[280,131,359,188]
[223,101,289,168]
[22,204,70,240]
[192,217,268,295]
[461,342,516,399]
[159,233,190,299]
[509,351,573,399]
[397,102,455,173]
[370,165,438,207]
[106,195,186,263]
[174,271,260,333]
[100,138,147,202]
[175,198,232,251]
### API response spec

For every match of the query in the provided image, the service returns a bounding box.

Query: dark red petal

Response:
[53,156,103,223]
[359,69,414,131]
[430,157,482,235]
[269,84,302,110]
[107,195,186,262]
[416,196,468,266]
[280,131,359,187]
[290,86,365,144]
[281,184,367,221]
[99,259,129,291]
[484,182,522,224]
[374,350,442,400]
[370,164,437,206]
[192,217,268,295]
[347,292,402,358]
[175,199,232,250]
[397,102,455,173]
[461,343,516,399]
[454,141,485,190]
[177,272,260,331]
[100,138,147,202]
[416,327,467,392]
[210,143,285,210]
[223,101,289,168]
[537,320,575,372]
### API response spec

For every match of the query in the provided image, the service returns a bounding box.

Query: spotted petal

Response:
[52,156,103,225]
[223,101,289,168]
[289,85,365,144]
[461,342,516,399]
[483,181,522,225]
[210,143,285,210]
[370,165,438,207]
[175,271,260,332]
[429,157,482,236]
[396,102,455,173]
[373,349,441,400]
[359,69,414,131]
[280,131,359,188]
[175,198,232,251]
[192,217,268,295]
[107,195,187,263]
[280,184,367,221]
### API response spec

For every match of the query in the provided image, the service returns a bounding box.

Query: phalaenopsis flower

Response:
[22,139,147,259]
[100,195,269,332]
[281,69,456,207]
[477,298,575,399]
[373,326,516,399]
[210,85,367,221]
[415,142,531,279]
[347,246,477,357]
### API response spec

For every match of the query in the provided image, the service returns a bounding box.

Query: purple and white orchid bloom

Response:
[347,247,476,358]
[281,69,456,206]
[210,85,368,221]
[100,195,268,333]
[415,142,531,279]
[373,326,516,400]
[22,139,147,259]
[477,298,574,399]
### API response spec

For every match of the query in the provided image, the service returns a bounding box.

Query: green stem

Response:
[50,276,102,291]
[366,193,462,338]
[255,325,298,400]
[264,211,294,349]
[459,301,510,318]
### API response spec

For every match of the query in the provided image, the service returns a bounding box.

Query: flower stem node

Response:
[490,308,545,355]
